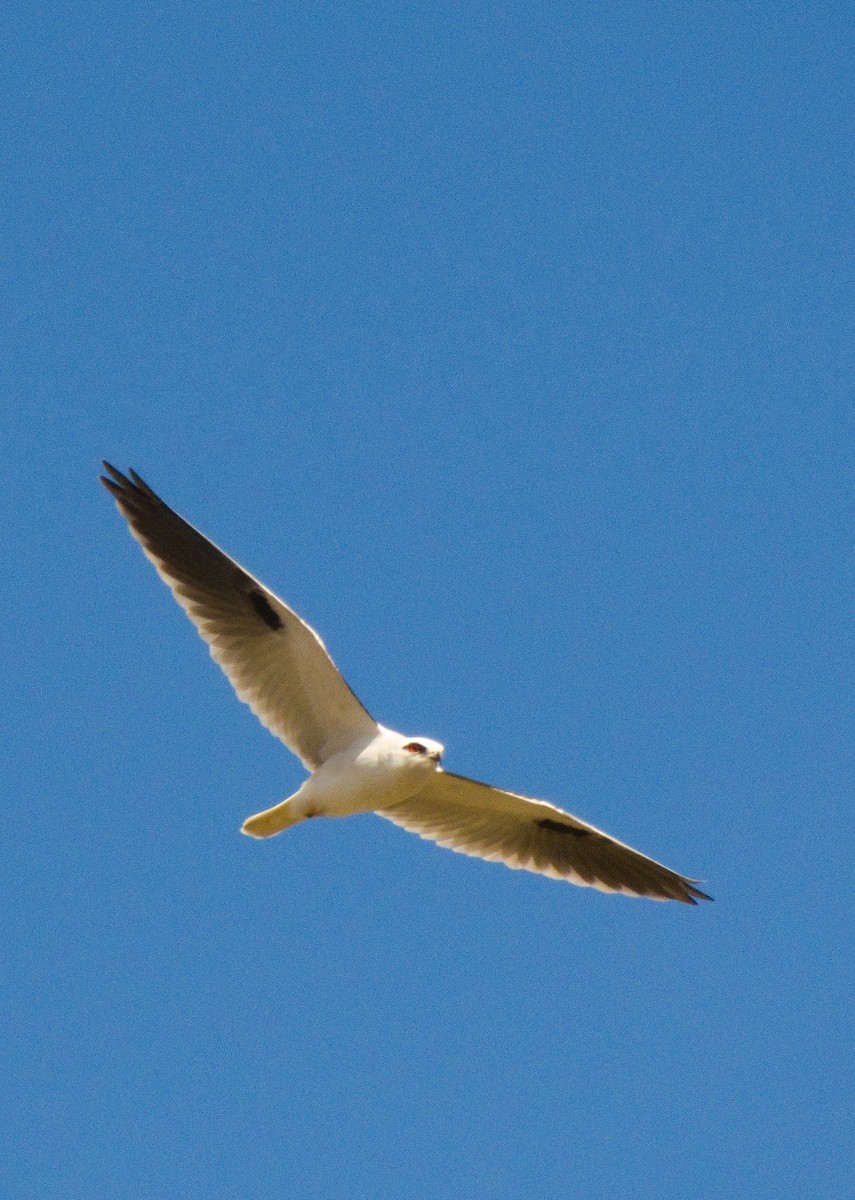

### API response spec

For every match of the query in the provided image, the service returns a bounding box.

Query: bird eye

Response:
[403,742,427,755]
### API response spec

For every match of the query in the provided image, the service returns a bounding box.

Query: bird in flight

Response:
[101,464,710,905]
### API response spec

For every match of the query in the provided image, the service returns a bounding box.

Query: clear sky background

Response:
[2,4,852,1198]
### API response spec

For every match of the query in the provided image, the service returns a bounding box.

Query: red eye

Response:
[403,742,427,755]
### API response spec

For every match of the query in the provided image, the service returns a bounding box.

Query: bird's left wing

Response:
[101,464,379,770]
[379,771,710,904]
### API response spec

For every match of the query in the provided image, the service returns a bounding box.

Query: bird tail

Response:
[241,796,304,839]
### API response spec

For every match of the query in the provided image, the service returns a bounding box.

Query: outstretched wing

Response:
[379,771,710,904]
[101,464,379,769]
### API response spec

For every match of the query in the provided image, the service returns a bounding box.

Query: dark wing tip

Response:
[127,467,159,498]
[100,462,137,498]
[100,460,125,487]
[100,462,148,491]
[100,463,133,506]
[100,464,161,517]
[682,881,713,905]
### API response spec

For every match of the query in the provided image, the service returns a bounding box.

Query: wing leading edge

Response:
[101,464,378,769]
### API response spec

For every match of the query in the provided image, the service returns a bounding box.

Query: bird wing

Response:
[101,464,379,770]
[379,770,710,904]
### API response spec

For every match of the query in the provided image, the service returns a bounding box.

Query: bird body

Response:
[242,728,444,836]
[101,463,710,905]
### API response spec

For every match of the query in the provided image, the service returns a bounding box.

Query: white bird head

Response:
[399,737,444,765]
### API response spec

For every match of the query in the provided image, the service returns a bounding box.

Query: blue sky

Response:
[3,3,852,1197]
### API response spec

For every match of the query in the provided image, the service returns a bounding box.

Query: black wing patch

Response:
[248,589,284,630]
[536,818,592,837]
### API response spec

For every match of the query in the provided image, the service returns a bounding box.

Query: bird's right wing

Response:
[101,464,379,770]
[379,770,711,904]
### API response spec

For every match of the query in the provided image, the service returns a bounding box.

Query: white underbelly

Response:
[297,755,433,818]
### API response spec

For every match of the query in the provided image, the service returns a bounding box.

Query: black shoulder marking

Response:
[536,818,592,837]
[248,589,284,630]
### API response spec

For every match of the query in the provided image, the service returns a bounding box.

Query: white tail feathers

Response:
[241,798,305,839]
